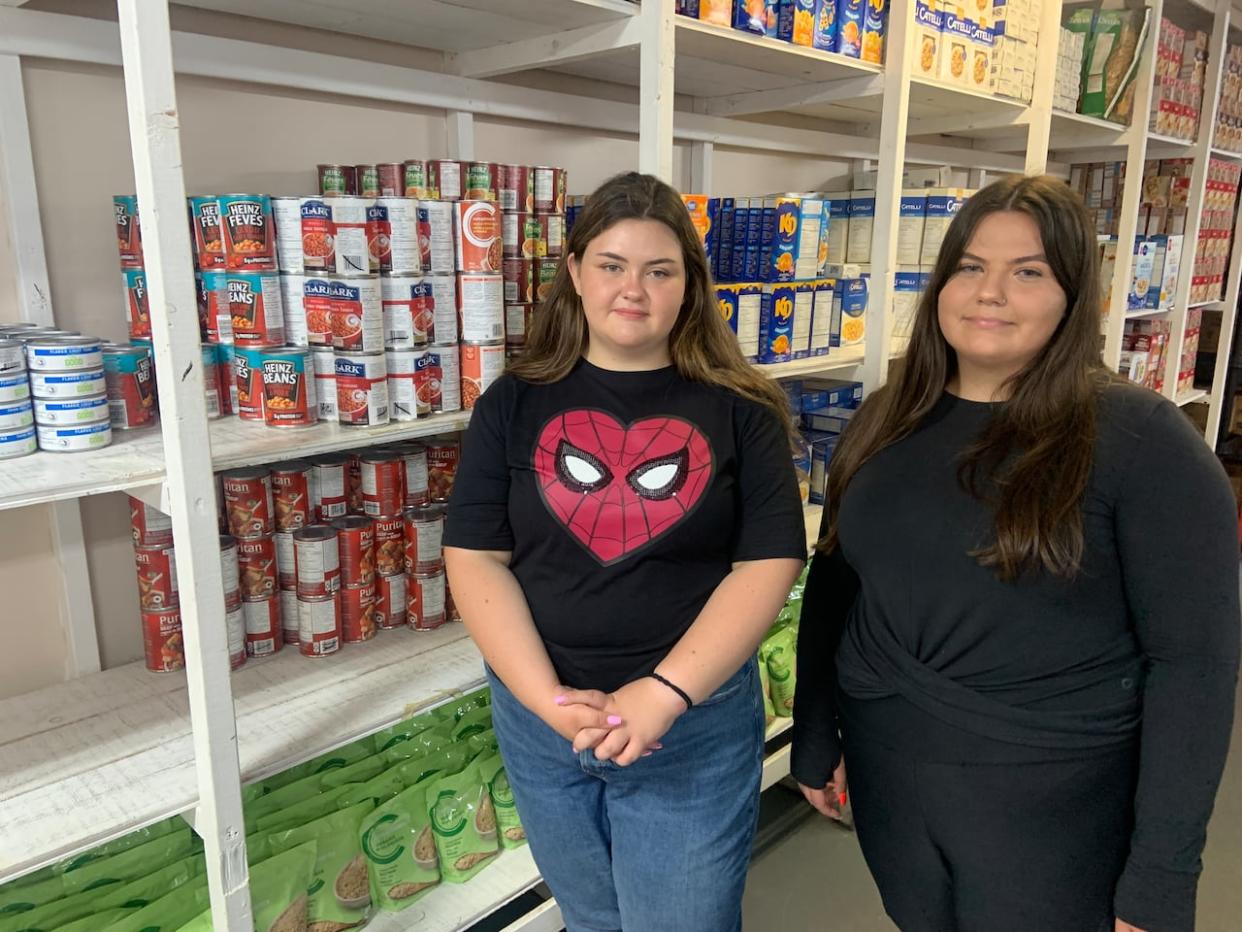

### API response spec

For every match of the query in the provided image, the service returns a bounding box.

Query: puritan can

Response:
[0,339,24,375]
[272,196,304,274]
[280,273,308,346]
[426,275,459,345]
[220,534,241,602]
[457,273,505,342]
[341,581,377,642]
[464,162,500,201]
[418,201,455,274]
[397,442,431,506]
[377,163,404,197]
[311,346,337,420]
[298,593,342,656]
[202,270,233,344]
[0,425,36,459]
[330,277,383,352]
[533,166,566,213]
[373,514,404,576]
[427,437,460,502]
[36,420,111,451]
[461,341,506,410]
[386,348,425,421]
[347,453,363,515]
[293,524,341,598]
[403,503,445,574]
[335,350,389,426]
[375,571,406,629]
[222,467,274,537]
[368,198,422,274]
[428,159,464,201]
[201,344,221,420]
[408,569,447,631]
[32,396,106,427]
[332,196,371,275]
[275,529,296,590]
[142,608,183,672]
[426,343,461,414]
[30,368,106,399]
[535,258,558,303]
[237,533,277,600]
[218,194,277,270]
[356,164,380,198]
[310,452,350,520]
[361,448,405,517]
[227,270,285,346]
[130,496,173,547]
[261,346,317,427]
[279,587,300,645]
[233,346,266,421]
[0,373,30,403]
[123,268,151,339]
[189,195,225,270]
[382,275,434,348]
[26,336,103,371]
[331,515,376,588]
[318,164,355,196]
[115,194,143,269]
[102,343,158,429]
[271,460,313,531]
[506,303,533,345]
[242,596,283,658]
[503,257,535,304]
[500,164,534,213]
[217,344,236,415]
[134,543,178,611]
[403,160,430,199]
[453,200,502,272]
[225,600,246,669]
[303,276,334,346]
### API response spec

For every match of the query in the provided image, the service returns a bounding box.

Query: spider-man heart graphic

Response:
[534,410,715,565]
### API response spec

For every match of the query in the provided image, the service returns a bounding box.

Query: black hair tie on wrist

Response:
[649,672,693,710]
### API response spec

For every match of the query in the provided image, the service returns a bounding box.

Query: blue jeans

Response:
[487,660,765,932]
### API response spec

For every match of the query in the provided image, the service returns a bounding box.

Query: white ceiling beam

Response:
[701,74,884,117]
[447,17,642,79]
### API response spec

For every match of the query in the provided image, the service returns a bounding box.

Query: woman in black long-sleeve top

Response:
[791,174,1240,932]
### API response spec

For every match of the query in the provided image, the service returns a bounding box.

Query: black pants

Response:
[844,731,1139,932]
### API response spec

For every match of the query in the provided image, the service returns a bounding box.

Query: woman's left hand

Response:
[558,678,685,766]
[1116,920,1148,932]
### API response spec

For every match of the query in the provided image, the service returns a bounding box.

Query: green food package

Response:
[395,744,470,788]
[428,760,499,883]
[369,709,443,753]
[258,737,376,793]
[0,875,65,917]
[245,771,333,832]
[176,840,317,932]
[55,817,182,876]
[359,783,441,911]
[267,801,375,930]
[757,648,776,725]
[334,766,408,810]
[104,876,210,932]
[254,785,359,836]
[477,754,526,849]
[245,829,273,867]
[381,726,453,766]
[465,728,499,760]
[443,687,490,723]
[450,707,493,743]
[317,753,387,790]
[766,628,797,716]
[60,830,195,895]
[55,908,132,931]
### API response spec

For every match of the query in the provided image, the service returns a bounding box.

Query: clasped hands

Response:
[546,676,687,767]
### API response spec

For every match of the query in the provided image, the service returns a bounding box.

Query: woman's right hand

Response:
[545,687,624,744]
[799,757,848,821]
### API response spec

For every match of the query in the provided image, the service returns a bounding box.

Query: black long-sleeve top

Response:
[791,383,1240,931]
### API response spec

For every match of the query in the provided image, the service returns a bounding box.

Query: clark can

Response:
[368,198,422,274]
[332,514,376,588]
[298,593,342,657]
[272,196,303,274]
[243,597,283,658]
[232,346,266,422]
[271,460,313,531]
[189,195,225,271]
[226,270,286,346]
[218,194,277,270]
[457,273,505,343]
[453,200,502,272]
[335,351,389,426]
[123,268,151,339]
[341,581,377,643]
[311,346,337,420]
[102,343,158,430]
[261,347,317,427]
[330,277,383,352]
[381,274,434,348]
[408,569,447,631]
[142,608,184,673]
[303,275,334,347]
[328,196,371,275]
[461,341,506,410]
[426,275,459,345]
[375,571,406,629]
[293,524,341,599]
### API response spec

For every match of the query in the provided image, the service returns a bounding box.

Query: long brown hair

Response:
[820,174,1117,580]
[507,172,791,427]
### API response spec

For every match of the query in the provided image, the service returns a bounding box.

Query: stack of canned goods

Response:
[221,467,287,659]
[495,163,566,359]
[24,333,113,453]
[129,495,246,674]
[0,330,35,459]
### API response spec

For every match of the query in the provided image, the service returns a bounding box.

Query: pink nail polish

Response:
[642,752,653,757]
[653,743,664,749]
[606,715,623,726]
[554,695,567,706]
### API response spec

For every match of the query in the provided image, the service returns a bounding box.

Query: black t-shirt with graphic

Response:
[444,359,806,692]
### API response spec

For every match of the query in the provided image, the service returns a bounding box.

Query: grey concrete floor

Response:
[743,686,1242,931]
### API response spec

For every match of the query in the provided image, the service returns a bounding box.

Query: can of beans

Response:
[457,274,505,343]
[427,343,461,414]
[335,197,372,275]
[261,346,317,427]
[134,543,178,611]
[275,529,296,589]
[375,571,407,629]
[386,348,424,421]
[36,420,111,452]
[505,304,533,345]
[237,533,277,600]
[356,164,380,199]
[318,164,355,196]
[0,425,36,459]
[220,534,241,602]
[130,496,172,547]
[408,569,447,631]
[201,344,222,420]
[310,452,350,520]
[202,270,233,344]
[300,198,335,274]
[294,524,341,598]
[0,339,24,375]
[280,273,308,346]
[361,448,405,517]
[242,596,282,657]
[347,453,363,515]
[142,608,183,672]
[369,198,422,274]
[500,164,534,213]
[533,166,566,213]
[373,514,405,576]
[341,581,377,642]
[0,373,29,404]
[272,460,313,531]
[382,274,434,348]
[335,351,389,426]
[122,268,151,339]
[396,442,431,506]
[298,594,342,657]
[225,600,247,669]
[332,515,375,587]
[115,194,143,268]
[272,196,304,275]
[461,341,505,409]
[403,503,445,574]
[303,276,334,346]
[233,346,266,421]
[226,270,286,346]
[195,273,211,338]
[33,395,106,427]
[217,344,236,415]
[189,195,226,270]
[535,258,559,303]
[453,201,502,272]
[101,343,158,429]
[219,194,276,270]
[428,159,464,200]
[403,160,430,199]
[330,277,383,352]
[29,368,107,399]
[222,467,274,537]
[464,162,500,201]
[377,163,404,197]
[425,275,459,345]
[418,201,456,274]
[427,437,461,502]
[26,336,103,371]
[311,346,337,420]
[279,587,300,645]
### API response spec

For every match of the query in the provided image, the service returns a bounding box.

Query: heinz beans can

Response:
[115,194,144,268]
[233,346,266,421]
[102,343,157,429]
[189,195,225,271]
[260,347,317,427]
[123,268,151,339]
[226,271,285,346]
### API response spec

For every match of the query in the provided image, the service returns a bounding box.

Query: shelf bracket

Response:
[447,17,642,80]
[701,73,885,118]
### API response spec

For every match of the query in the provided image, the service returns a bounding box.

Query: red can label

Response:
[533,167,566,213]
[401,445,431,506]
[375,572,406,629]
[233,348,266,422]
[503,259,535,304]
[428,159,464,200]
[237,534,277,600]
[275,530,296,590]
[427,440,460,503]
[311,457,348,520]
[123,269,151,339]
[298,594,341,656]
[381,275,435,348]
[335,353,389,426]
[347,453,364,515]
[219,194,276,270]
[115,195,143,269]
[464,162,500,201]
[362,453,405,518]
[134,544,178,611]
[341,582,377,642]
[217,354,235,415]
[243,597,283,657]
[403,505,444,574]
[222,471,274,537]
[261,350,317,428]
[500,164,534,213]
[303,277,335,346]
[373,515,405,577]
[130,496,173,547]
[142,609,183,672]
[408,570,447,631]
[228,271,286,346]
[332,516,376,588]
[505,304,533,345]
[189,196,225,270]
[453,201,502,272]
[279,588,300,644]
[104,346,158,430]
[367,199,422,274]
[330,278,383,352]
[461,342,506,410]
[203,272,230,344]
[294,527,341,598]
[272,463,313,531]
[357,164,380,199]
[377,163,404,196]
[536,212,565,259]
[226,602,246,670]
[220,536,240,600]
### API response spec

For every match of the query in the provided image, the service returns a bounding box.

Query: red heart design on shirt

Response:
[534,410,715,565]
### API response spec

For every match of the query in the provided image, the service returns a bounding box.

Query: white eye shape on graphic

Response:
[564,454,604,486]
[554,440,613,493]
[634,461,679,491]
[626,449,689,501]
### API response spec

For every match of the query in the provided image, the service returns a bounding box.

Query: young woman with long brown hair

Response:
[792,174,1239,932]
[444,172,805,931]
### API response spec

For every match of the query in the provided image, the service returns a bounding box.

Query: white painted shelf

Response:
[0,624,484,882]
[1177,388,1210,406]
[758,347,865,380]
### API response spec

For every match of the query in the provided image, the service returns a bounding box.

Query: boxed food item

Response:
[804,431,841,505]
[717,283,763,360]
[893,266,927,343]
[761,196,802,282]
[968,14,995,92]
[793,281,816,358]
[846,190,875,264]
[812,0,838,50]
[758,283,798,363]
[836,277,868,345]
[921,188,965,264]
[802,377,864,407]
[794,195,825,280]
[791,0,816,46]
[897,189,928,265]
[940,3,974,86]
[810,279,835,356]
[698,0,733,25]
[1159,233,1183,307]
[861,0,888,64]
[1129,238,1156,311]
[835,0,865,57]
[825,193,850,266]
[734,0,768,33]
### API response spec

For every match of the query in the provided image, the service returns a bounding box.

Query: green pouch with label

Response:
[450,707,493,743]
[254,784,358,835]
[757,646,776,724]
[382,726,453,765]
[60,830,195,895]
[465,728,499,759]
[766,628,797,716]
[369,708,444,753]
[428,760,500,883]
[317,753,387,790]
[245,770,332,832]
[359,783,441,912]
[258,737,376,793]
[443,687,490,724]
[334,765,408,810]
[267,802,375,931]
[477,753,526,849]
[103,876,210,932]
[175,840,317,932]
[55,907,132,931]
[395,745,470,788]
[55,817,182,877]
[0,876,64,918]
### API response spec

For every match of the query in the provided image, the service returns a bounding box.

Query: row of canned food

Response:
[315,160,567,211]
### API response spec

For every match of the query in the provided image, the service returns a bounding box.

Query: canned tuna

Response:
[26,336,103,371]
[461,342,506,409]
[341,582,377,642]
[227,270,286,346]
[310,453,350,521]
[428,159,464,200]
[375,571,406,629]
[102,343,157,429]
[361,449,405,517]
[418,201,456,274]
[403,160,430,199]
[222,467,274,537]
[115,194,144,269]
[408,570,447,631]
[30,368,106,400]
[294,524,341,598]
[202,270,233,344]
[369,198,422,274]
[122,268,151,339]
[382,275,434,348]
[332,515,376,588]
[377,163,404,197]
[280,273,309,346]
[243,597,283,657]
[279,587,300,645]
[233,346,266,421]
[318,164,355,196]
[32,396,106,427]
[130,496,172,547]
[397,442,431,506]
[373,514,405,577]
[218,194,277,270]
[457,273,505,342]
[311,346,337,420]
[453,200,502,272]
[427,437,461,502]
[0,425,36,459]
[330,277,383,352]
[0,373,30,404]
[272,196,304,274]
[142,608,183,672]
[403,503,445,574]
[36,420,111,452]
[134,543,178,611]
[237,533,277,600]
[0,399,33,431]
[261,347,317,427]
[298,593,342,656]
[0,339,24,375]
[189,195,226,271]
[335,351,389,426]
[271,460,313,531]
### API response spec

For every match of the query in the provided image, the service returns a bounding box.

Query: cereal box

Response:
[837,277,868,345]
[1159,233,1183,308]
[791,0,816,45]
[846,190,875,264]
[1145,236,1168,310]
[810,279,834,356]
[812,0,838,50]
[861,0,888,64]
[817,200,832,275]
[896,189,927,265]
[762,197,802,282]
[793,282,816,358]
[734,0,767,32]
[835,0,864,57]
[698,0,732,26]
[1129,238,1155,311]
[795,196,825,280]
[825,193,850,266]
[914,0,943,79]
[940,4,974,86]
[759,284,798,364]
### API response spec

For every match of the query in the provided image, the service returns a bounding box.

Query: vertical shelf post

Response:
[1025,0,1064,173]
[638,0,675,181]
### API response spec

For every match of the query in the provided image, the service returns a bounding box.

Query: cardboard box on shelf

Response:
[896,189,928,265]
[914,0,943,79]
